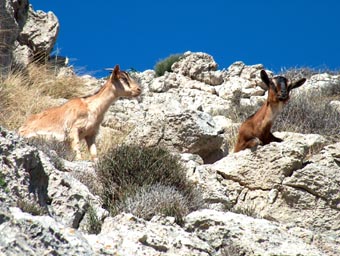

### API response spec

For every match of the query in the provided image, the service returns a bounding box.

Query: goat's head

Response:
[260,70,306,103]
[109,65,141,97]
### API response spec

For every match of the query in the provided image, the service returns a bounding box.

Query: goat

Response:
[234,69,306,153]
[19,65,141,161]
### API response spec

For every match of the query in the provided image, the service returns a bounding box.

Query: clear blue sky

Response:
[30,0,340,78]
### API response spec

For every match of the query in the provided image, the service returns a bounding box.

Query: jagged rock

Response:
[0,0,59,74]
[185,209,327,256]
[194,70,224,86]
[195,132,340,254]
[297,73,340,97]
[171,51,220,84]
[15,5,59,65]
[125,109,224,162]
[85,213,213,255]
[0,206,94,256]
[330,99,340,110]
[216,62,267,100]
[0,127,105,230]
[0,127,49,207]
[149,72,180,92]
[0,0,28,75]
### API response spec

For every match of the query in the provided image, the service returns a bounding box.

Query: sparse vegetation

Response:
[0,172,7,190]
[278,67,318,81]
[17,199,45,216]
[26,136,75,169]
[86,204,102,235]
[154,54,183,77]
[0,63,86,130]
[274,90,340,136]
[96,145,203,225]
[279,66,340,81]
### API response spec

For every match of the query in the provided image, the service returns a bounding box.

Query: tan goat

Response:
[234,70,306,152]
[19,65,141,161]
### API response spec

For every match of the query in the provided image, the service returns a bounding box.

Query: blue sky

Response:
[30,0,340,78]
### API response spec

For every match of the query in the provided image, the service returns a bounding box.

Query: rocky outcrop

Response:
[0,0,59,76]
[0,206,94,256]
[125,109,224,163]
[1,38,340,255]
[193,133,340,255]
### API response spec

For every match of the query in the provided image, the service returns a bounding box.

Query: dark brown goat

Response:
[234,70,306,153]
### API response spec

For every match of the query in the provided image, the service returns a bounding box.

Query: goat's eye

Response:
[122,77,128,84]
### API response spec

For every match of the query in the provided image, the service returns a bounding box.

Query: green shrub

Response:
[0,172,7,190]
[96,145,203,224]
[85,204,102,235]
[154,54,183,77]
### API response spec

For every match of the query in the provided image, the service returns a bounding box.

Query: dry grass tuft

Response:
[0,64,86,130]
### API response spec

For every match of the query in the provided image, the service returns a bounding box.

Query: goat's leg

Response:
[269,132,283,143]
[85,135,98,161]
[235,137,263,152]
[70,129,82,160]
[245,137,263,150]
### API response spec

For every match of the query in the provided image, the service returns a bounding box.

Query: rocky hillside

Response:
[1,1,340,255]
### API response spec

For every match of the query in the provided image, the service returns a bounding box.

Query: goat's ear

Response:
[290,78,306,90]
[112,65,121,79]
[259,70,271,90]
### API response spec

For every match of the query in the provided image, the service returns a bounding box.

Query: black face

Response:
[273,76,289,101]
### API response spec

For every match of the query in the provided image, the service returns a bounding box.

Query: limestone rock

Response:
[0,0,59,75]
[15,5,59,65]
[125,110,224,162]
[0,206,93,256]
[171,51,219,83]
[185,209,327,256]
[85,213,213,256]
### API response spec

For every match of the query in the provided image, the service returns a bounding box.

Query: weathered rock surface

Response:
[125,109,224,162]
[185,209,327,256]
[0,206,94,256]
[0,0,59,75]
[2,7,340,252]
[194,133,340,255]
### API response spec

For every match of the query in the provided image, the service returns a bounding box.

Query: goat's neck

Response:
[257,101,284,127]
[85,82,117,116]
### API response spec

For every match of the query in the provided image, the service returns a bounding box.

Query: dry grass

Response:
[96,124,135,158]
[274,91,340,137]
[0,64,86,130]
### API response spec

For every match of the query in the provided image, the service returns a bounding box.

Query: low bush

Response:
[96,145,203,224]
[116,183,199,224]
[154,54,183,77]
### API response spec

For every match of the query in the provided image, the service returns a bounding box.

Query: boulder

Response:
[171,51,222,85]
[185,209,328,256]
[85,213,213,256]
[0,0,28,75]
[0,206,93,256]
[15,5,59,65]
[125,110,224,162]
[0,0,59,75]
[196,132,340,253]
